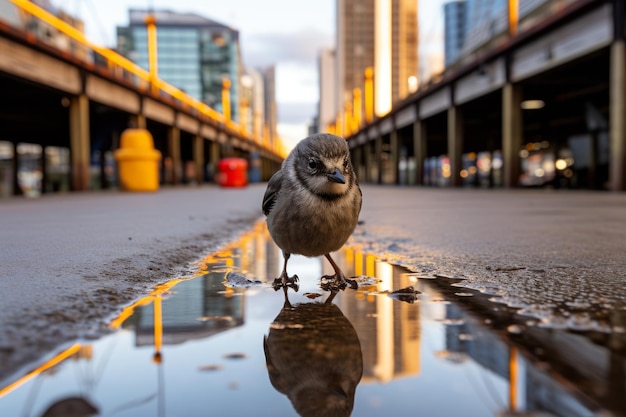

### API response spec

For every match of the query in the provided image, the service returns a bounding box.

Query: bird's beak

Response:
[326,168,345,184]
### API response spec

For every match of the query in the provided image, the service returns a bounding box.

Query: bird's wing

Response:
[262,170,283,216]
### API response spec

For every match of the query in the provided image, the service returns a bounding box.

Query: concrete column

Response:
[210,141,221,181]
[364,141,372,183]
[131,114,146,129]
[168,126,181,185]
[193,135,204,185]
[11,142,21,195]
[69,94,90,191]
[389,130,399,184]
[447,105,463,187]
[413,119,426,185]
[502,83,523,188]
[352,146,363,182]
[610,39,626,191]
[375,134,383,184]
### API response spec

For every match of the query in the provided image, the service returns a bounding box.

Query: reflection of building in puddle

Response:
[333,248,421,384]
[123,271,245,346]
[445,303,510,377]
[440,294,600,417]
[120,221,277,348]
[208,220,281,285]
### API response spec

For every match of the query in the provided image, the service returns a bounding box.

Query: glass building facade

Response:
[117,9,241,121]
[443,1,467,67]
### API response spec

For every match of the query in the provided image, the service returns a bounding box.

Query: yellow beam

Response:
[508,0,519,37]
[364,67,374,123]
[145,13,159,95]
[222,78,232,122]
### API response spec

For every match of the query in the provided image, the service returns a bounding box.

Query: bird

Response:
[262,133,362,291]
[263,289,363,417]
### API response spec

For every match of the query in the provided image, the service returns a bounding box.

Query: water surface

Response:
[0,222,619,416]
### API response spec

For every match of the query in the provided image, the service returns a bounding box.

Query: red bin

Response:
[217,158,248,187]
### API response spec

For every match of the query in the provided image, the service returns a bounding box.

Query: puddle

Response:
[0,222,623,416]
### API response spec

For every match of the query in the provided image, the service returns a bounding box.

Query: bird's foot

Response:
[320,274,358,291]
[272,274,299,292]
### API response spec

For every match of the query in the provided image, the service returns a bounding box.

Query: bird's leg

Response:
[272,252,299,291]
[321,253,358,291]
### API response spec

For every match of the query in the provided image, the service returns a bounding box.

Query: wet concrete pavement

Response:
[0,185,266,381]
[1,184,626,404]
[352,186,626,332]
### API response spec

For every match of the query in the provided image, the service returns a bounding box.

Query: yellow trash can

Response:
[114,129,161,192]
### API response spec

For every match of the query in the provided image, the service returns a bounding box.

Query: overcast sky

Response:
[53,0,444,150]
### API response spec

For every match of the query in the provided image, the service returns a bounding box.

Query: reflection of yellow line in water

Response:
[509,346,518,411]
[0,343,81,399]
[153,295,163,363]
[110,221,267,330]
[109,278,188,330]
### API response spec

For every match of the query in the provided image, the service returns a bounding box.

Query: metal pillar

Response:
[168,126,181,185]
[502,83,523,188]
[210,141,221,181]
[352,146,363,182]
[193,135,204,185]
[610,39,626,191]
[413,119,426,185]
[375,134,383,184]
[389,130,399,184]
[131,114,146,129]
[447,105,463,187]
[69,94,90,191]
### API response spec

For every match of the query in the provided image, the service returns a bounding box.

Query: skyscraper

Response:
[117,9,241,122]
[462,0,508,55]
[335,0,418,122]
[318,48,338,133]
[262,66,278,150]
[444,1,467,67]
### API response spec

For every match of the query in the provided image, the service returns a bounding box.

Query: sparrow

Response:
[262,133,362,291]
[264,289,363,417]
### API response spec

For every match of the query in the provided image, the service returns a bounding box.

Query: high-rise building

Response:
[335,0,418,121]
[444,1,467,67]
[242,67,265,139]
[461,0,508,55]
[318,48,337,132]
[391,0,419,103]
[117,9,241,122]
[262,66,278,150]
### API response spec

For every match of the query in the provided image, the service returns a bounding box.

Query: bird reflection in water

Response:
[40,397,98,417]
[264,288,363,417]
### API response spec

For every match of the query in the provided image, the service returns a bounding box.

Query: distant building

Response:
[460,0,508,57]
[443,1,467,67]
[242,67,265,139]
[318,48,337,132]
[336,0,418,122]
[116,9,241,122]
[262,66,279,149]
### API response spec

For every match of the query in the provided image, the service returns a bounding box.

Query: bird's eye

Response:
[308,158,318,170]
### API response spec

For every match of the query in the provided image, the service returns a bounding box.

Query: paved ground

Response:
[1,184,626,381]
[353,186,626,331]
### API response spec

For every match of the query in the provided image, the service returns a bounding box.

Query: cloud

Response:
[275,62,319,103]
[277,101,316,124]
[241,28,333,68]
[278,123,310,150]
